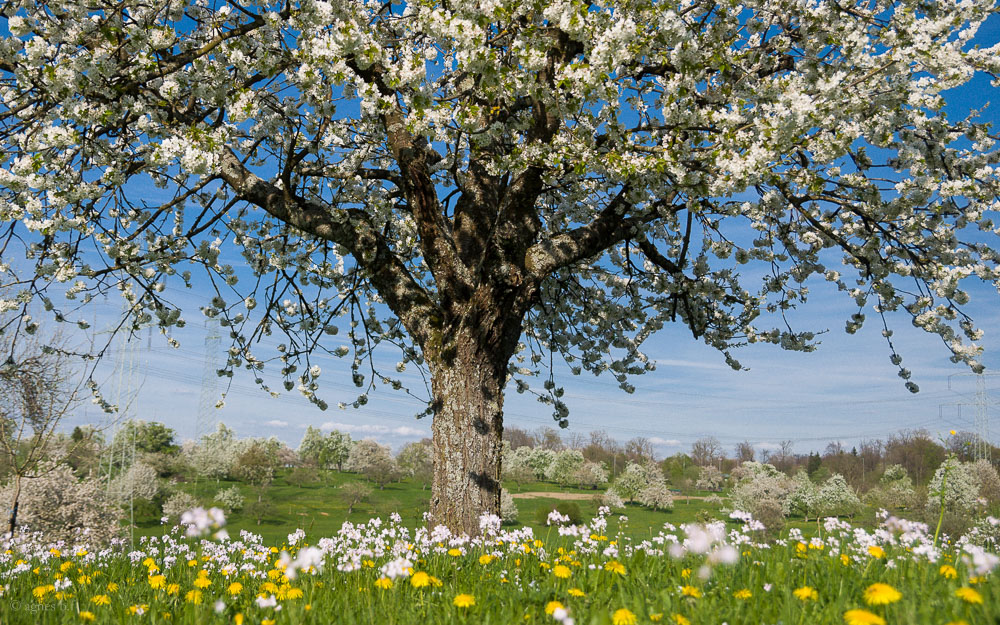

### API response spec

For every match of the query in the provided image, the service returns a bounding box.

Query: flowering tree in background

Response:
[1,0,999,533]
[299,426,352,472]
[927,457,981,515]
[545,449,585,485]
[0,460,122,544]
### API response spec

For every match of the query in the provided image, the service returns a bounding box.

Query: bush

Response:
[534,502,582,526]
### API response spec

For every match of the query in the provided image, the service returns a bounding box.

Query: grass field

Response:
[129,470,856,547]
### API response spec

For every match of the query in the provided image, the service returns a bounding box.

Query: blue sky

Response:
[23,10,1000,458]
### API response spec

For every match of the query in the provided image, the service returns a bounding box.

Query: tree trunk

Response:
[7,473,22,538]
[428,337,507,536]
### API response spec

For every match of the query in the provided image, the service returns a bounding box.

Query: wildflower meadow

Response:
[2,507,997,625]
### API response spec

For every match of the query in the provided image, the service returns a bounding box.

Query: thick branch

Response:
[217,149,439,345]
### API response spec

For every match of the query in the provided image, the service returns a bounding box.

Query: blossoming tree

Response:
[1,0,999,533]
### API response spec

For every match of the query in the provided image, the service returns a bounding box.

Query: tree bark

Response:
[428,331,509,536]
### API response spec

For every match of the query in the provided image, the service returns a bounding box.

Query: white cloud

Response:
[265,419,289,427]
[648,437,682,446]
[319,421,428,438]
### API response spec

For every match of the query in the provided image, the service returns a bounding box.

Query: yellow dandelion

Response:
[867,546,885,559]
[479,554,494,565]
[650,614,663,622]
[553,564,571,579]
[260,581,278,593]
[286,587,304,599]
[228,582,243,596]
[33,585,53,600]
[793,586,819,601]
[185,590,202,604]
[680,568,691,579]
[148,575,166,590]
[841,554,851,566]
[733,589,752,600]
[262,620,275,625]
[864,583,902,606]
[612,608,637,625]
[60,561,74,573]
[955,587,983,604]
[91,595,111,606]
[672,614,690,625]
[187,559,197,567]
[411,571,431,588]
[448,548,462,557]
[106,582,119,592]
[843,609,886,625]
[234,614,244,625]
[681,585,702,598]
[166,583,180,596]
[545,601,565,615]
[568,588,586,597]
[604,560,626,576]
[375,577,393,590]
[128,604,149,615]
[79,611,96,622]
[193,576,211,589]
[939,565,958,579]
[453,593,475,608]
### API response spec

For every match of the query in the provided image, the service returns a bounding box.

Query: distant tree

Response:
[214,486,245,513]
[108,461,161,505]
[691,437,723,468]
[806,452,822,478]
[235,439,282,502]
[501,443,535,490]
[624,437,654,463]
[499,489,519,524]
[533,428,564,452]
[613,462,648,503]
[946,431,979,462]
[344,438,400,488]
[970,459,1000,503]
[188,423,243,482]
[729,462,794,522]
[503,427,534,450]
[113,420,178,456]
[299,426,353,472]
[571,461,609,490]
[694,465,724,492]
[816,473,861,518]
[637,465,673,511]
[735,441,756,464]
[663,453,698,489]
[784,471,820,521]
[341,481,373,515]
[526,447,557,481]
[886,430,945,485]
[865,464,918,511]
[286,466,319,488]
[162,492,200,521]
[926,458,980,516]
[545,449,585,485]
[397,440,433,488]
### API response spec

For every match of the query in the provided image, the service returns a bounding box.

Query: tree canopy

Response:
[1,0,999,532]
